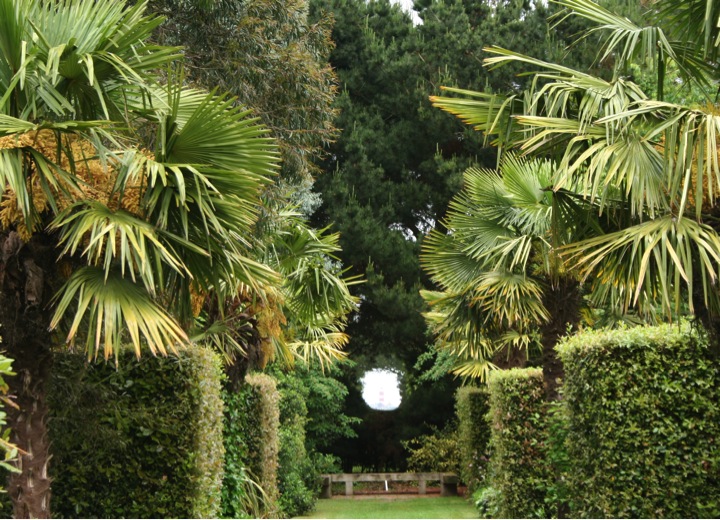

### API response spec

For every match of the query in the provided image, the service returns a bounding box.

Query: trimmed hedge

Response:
[221,373,280,518]
[557,324,720,518]
[486,368,548,518]
[276,371,316,518]
[455,386,490,492]
[48,347,225,519]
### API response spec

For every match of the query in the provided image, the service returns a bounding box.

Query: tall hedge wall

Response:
[455,386,490,493]
[221,373,280,518]
[48,347,225,519]
[276,371,316,518]
[557,324,720,518]
[486,368,548,518]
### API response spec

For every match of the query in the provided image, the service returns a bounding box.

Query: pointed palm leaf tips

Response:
[427,0,720,365]
[0,0,282,360]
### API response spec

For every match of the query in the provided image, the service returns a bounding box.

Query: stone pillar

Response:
[320,476,332,499]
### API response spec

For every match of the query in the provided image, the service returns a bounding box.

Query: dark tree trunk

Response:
[0,231,57,518]
[540,277,582,402]
[492,344,527,369]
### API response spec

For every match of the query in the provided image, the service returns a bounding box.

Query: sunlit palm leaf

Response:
[450,357,499,382]
[475,271,550,328]
[555,0,716,95]
[564,215,720,317]
[52,200,190,293]
[421,231,489,292]
[51,267,188,360]
[289,324,349,372]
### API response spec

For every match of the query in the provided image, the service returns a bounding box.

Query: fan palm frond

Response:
[51,267,188,360]
[564,214,720,317]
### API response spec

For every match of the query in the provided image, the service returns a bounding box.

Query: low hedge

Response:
[455,386,490,492]
[221,373,280,518]
[486,368,548,518]
[48,347,225,518]
[557,324,720,518]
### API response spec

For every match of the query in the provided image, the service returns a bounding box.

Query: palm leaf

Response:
[51,267,189,360]
[564,215,720,317]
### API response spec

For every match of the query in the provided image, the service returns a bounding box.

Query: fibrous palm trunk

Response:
[540,277,582,402]
[0,231,56,518]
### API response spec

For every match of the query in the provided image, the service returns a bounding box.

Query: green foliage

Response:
[48,347,225,519]
[403,424,460,474]
[221,374,280,519]
[148,0,338,183]
[473,485,501,519]
[275,368,316,518]
[557,324,720,518]
[289,362,359,454]
[0,345,17,479]
[270,362,360,516]
[486,368,548,518]
[455,386,490,493]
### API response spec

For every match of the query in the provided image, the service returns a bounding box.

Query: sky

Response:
[361,369,402,410]
[393,0,422,25]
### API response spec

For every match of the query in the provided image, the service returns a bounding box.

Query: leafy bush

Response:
[486,368,548,518]
[557,324,720,518]
[0,333,18,516]
[473,485,501,519]
[221,373,280,518]
[455,386,490,492]
[298,363,359,454]
[543,400,572,518]
[48,347,225,519]
[403,424,460,474]
[276,369,316,518]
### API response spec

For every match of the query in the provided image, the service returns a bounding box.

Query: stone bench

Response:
[319,472,459,498]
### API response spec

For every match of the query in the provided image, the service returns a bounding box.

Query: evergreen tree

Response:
[308,0,596,469]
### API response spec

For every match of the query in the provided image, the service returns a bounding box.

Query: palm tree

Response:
[0,0,281,516]
[198,205,360,385]
[429,0,720,351]
[421,155,593,398]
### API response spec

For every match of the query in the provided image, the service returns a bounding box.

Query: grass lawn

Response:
[298,496,478,519]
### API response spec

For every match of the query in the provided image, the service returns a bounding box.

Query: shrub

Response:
[486,368,548,518]
[221,373,280,518]
[455,386,490,492]
[298,363,359,454]
[276,370,316,518]
[0,333,18,517]
[557,323,720,518]
[403,424,460,474]
[48,347,225,519]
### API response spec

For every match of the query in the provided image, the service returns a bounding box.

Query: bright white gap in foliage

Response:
[361,369,402,410]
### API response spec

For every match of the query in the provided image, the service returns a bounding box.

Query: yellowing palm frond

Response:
[51,267,188,360]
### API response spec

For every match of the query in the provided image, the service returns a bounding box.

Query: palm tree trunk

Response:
[0,231,55,518]
[540,277,582,402]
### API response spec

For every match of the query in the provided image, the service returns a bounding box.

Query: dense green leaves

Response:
[486,369,549,518]
[221,374,280,519]
[455,387,490,493]
[48,347,225,519]
[557,324,720,518]
[148,0,338,183]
